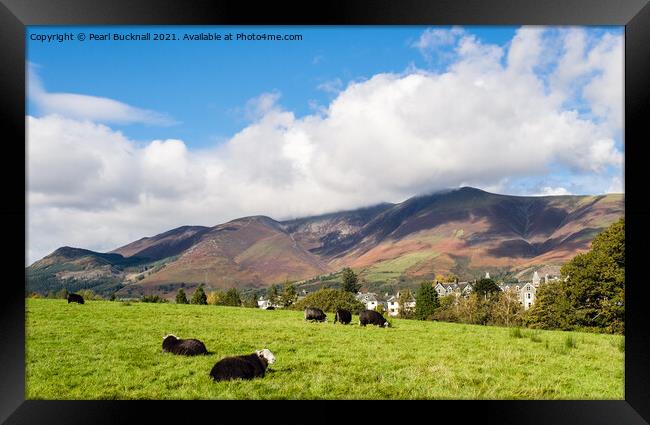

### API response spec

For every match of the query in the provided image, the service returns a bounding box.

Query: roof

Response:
[357,293,379,302]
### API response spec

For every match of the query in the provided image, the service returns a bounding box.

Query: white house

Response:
[356,292,385,311]
[498,271,558,310]
[386,291,416,317]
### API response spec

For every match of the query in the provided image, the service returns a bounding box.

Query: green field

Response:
[26,299,624,399]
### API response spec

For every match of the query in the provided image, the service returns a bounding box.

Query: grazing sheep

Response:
[334,308,352,324]
[359,310,389,327]
[210,349,276,381]
[67,293,85,304]
[304,307,327,322]
[162,334,208,356]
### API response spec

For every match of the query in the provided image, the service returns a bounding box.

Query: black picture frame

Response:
[1,0,649,423]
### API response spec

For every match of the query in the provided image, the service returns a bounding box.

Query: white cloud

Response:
[412,26,464,52]
[607,175,624,194]
[316,78,344,94]
[550,28,624,132]
[28,66,177,126]
[27,27,624,264]
[535,186,572,196]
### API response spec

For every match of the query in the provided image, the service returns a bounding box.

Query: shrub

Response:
[141,295,167,303]
[76,289,103,300]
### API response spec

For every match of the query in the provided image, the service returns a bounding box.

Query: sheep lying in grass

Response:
[162,334,208,356]
[209,349,276,381]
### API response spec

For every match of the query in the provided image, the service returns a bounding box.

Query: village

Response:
[257,271,560,316]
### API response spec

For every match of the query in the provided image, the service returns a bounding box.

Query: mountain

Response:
[26,187,624,298]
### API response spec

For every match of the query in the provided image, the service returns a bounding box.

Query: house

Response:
[356,292,386,311]
[386,291,416,317]
[435,281,473,298]
[498,271,558,310]
[257,296,273,309]
[257,295,284,309]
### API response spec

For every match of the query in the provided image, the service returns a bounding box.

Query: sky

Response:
[26,26,624,264]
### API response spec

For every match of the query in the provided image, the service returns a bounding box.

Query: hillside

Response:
[26,187,624,297]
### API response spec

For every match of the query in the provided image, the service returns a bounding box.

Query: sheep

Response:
[304,307,327,322]
[359,310,390,327]
[161,334,208,356]
[67,293,85,304]
[210,349,276,381]
[333,308,352,324]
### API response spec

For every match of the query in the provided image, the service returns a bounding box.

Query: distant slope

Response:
[26,247,147,295]
[117,216,332,297]
[27,187,624,297]
[110,225,210,260]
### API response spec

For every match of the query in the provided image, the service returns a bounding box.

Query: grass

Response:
[26,299,624,400]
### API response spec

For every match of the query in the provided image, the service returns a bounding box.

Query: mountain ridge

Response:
[26,187,624,298]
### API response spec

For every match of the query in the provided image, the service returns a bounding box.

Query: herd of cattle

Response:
[65,292,390,381]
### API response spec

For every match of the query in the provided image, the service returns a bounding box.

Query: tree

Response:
[525,281,573,330]
[280,281,298,307]
[267,284,281,307]
[489,290,524,327]
[241,292,259,308]
[456,293,491,325]
[415,281,439,320]
[341,267,361,293]
[207,291,223,305]
[398,289,415,319]
[473,278,501,299]
[191,285,207,305]
[221,288,241,307]
[527,218,625,333]
[176,288,189,304]
[291,288,365,314]
[432,295,460,322]
[435,274,458,283]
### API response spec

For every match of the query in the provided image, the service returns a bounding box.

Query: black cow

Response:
[333,309,352,324]
[162,334,208,356]
[210,349,276,381]
[67,293,84,304]
[304,307,327,322]
[359,310,389,327]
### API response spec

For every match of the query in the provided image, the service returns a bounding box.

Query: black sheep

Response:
[162,334,208,356]
[333,308,352,324]
[359,309,390,327]
[210,349,276,381]
[304,307,327,322]
[67,293,85,304]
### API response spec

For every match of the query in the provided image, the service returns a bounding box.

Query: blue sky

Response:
[28,26,522,146]
[26,26,624,263]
